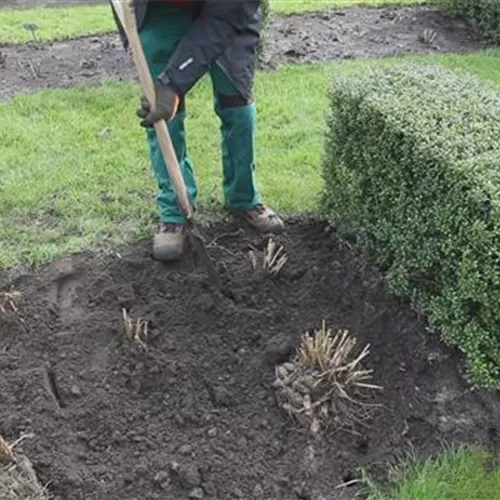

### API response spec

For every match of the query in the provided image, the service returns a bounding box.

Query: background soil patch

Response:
[1,219,500,500]
[0,6,490,100]
[265,7,486,65]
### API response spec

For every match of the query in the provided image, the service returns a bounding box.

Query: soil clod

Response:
[171,462,202,489]
[189,487,204,499]
[43,365,65,410]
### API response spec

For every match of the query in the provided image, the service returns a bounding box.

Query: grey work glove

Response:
[136,80,180,127]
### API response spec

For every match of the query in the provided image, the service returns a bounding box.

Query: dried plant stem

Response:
[122,309,148,350]
[250,238,288,277]
[0,435,14,464]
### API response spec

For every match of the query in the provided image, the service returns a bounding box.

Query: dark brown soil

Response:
[0,35,134,100]
[0,6,489,100]
[264,6,486,64]
[1,219,500,500]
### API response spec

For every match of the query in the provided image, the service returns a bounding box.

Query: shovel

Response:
[111,0,220,287]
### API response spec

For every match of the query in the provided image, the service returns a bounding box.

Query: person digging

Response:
[111,0,285,261]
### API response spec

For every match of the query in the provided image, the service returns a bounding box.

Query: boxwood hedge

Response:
[437,0,500,42]
[323,64,500,388]
[258,0,270,55]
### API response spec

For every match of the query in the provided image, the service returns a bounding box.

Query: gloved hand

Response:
[136,80,180,127]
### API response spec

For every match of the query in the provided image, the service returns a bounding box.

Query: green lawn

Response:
[0,0,427,43]
[367,447,500,500]
[0,65,328,267]
[0,4,114,43]
[0,49,499,268]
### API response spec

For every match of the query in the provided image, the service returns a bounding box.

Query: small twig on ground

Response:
[249,238,288,277]
[206,228,243,258]
[207,228,244,247]
[263,239,288,276]
[0,291,21,314]
[204,243,238,258]
[122,308,148,350]
[335,478,361,489]
[10,433,35,451]
[0,291,25,324]
[27,60,43,79]
[249,249,258,271]
[419,28,437,45]
[0,434,14,464]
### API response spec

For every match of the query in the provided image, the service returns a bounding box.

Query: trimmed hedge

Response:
[258,0,271,55]
[322,64,500,388]
[261,0,270,27]
[436,0,500,42]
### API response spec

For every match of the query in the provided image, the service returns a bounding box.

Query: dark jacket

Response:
[111,0,261,100]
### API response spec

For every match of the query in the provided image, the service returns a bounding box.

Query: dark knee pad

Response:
[216,93,254,110]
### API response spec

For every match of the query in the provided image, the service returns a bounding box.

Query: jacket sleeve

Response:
[159,0,260,95]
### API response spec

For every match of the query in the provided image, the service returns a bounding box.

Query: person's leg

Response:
[139,3,197,258]
[145,115,196,224]
[210,63,260,209]
[209,63,284,233]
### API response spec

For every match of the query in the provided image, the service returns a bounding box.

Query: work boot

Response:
[153,223,186,261]
[231,203,285,234]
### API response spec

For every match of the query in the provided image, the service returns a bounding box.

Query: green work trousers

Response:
[139,2,261,223]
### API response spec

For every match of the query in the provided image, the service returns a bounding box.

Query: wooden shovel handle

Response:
[112,0,193,220]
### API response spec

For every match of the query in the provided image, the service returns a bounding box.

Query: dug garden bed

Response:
[1,219,500,500]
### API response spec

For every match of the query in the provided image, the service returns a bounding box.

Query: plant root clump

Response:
[273,322,382,435]
[0,434,48,500]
